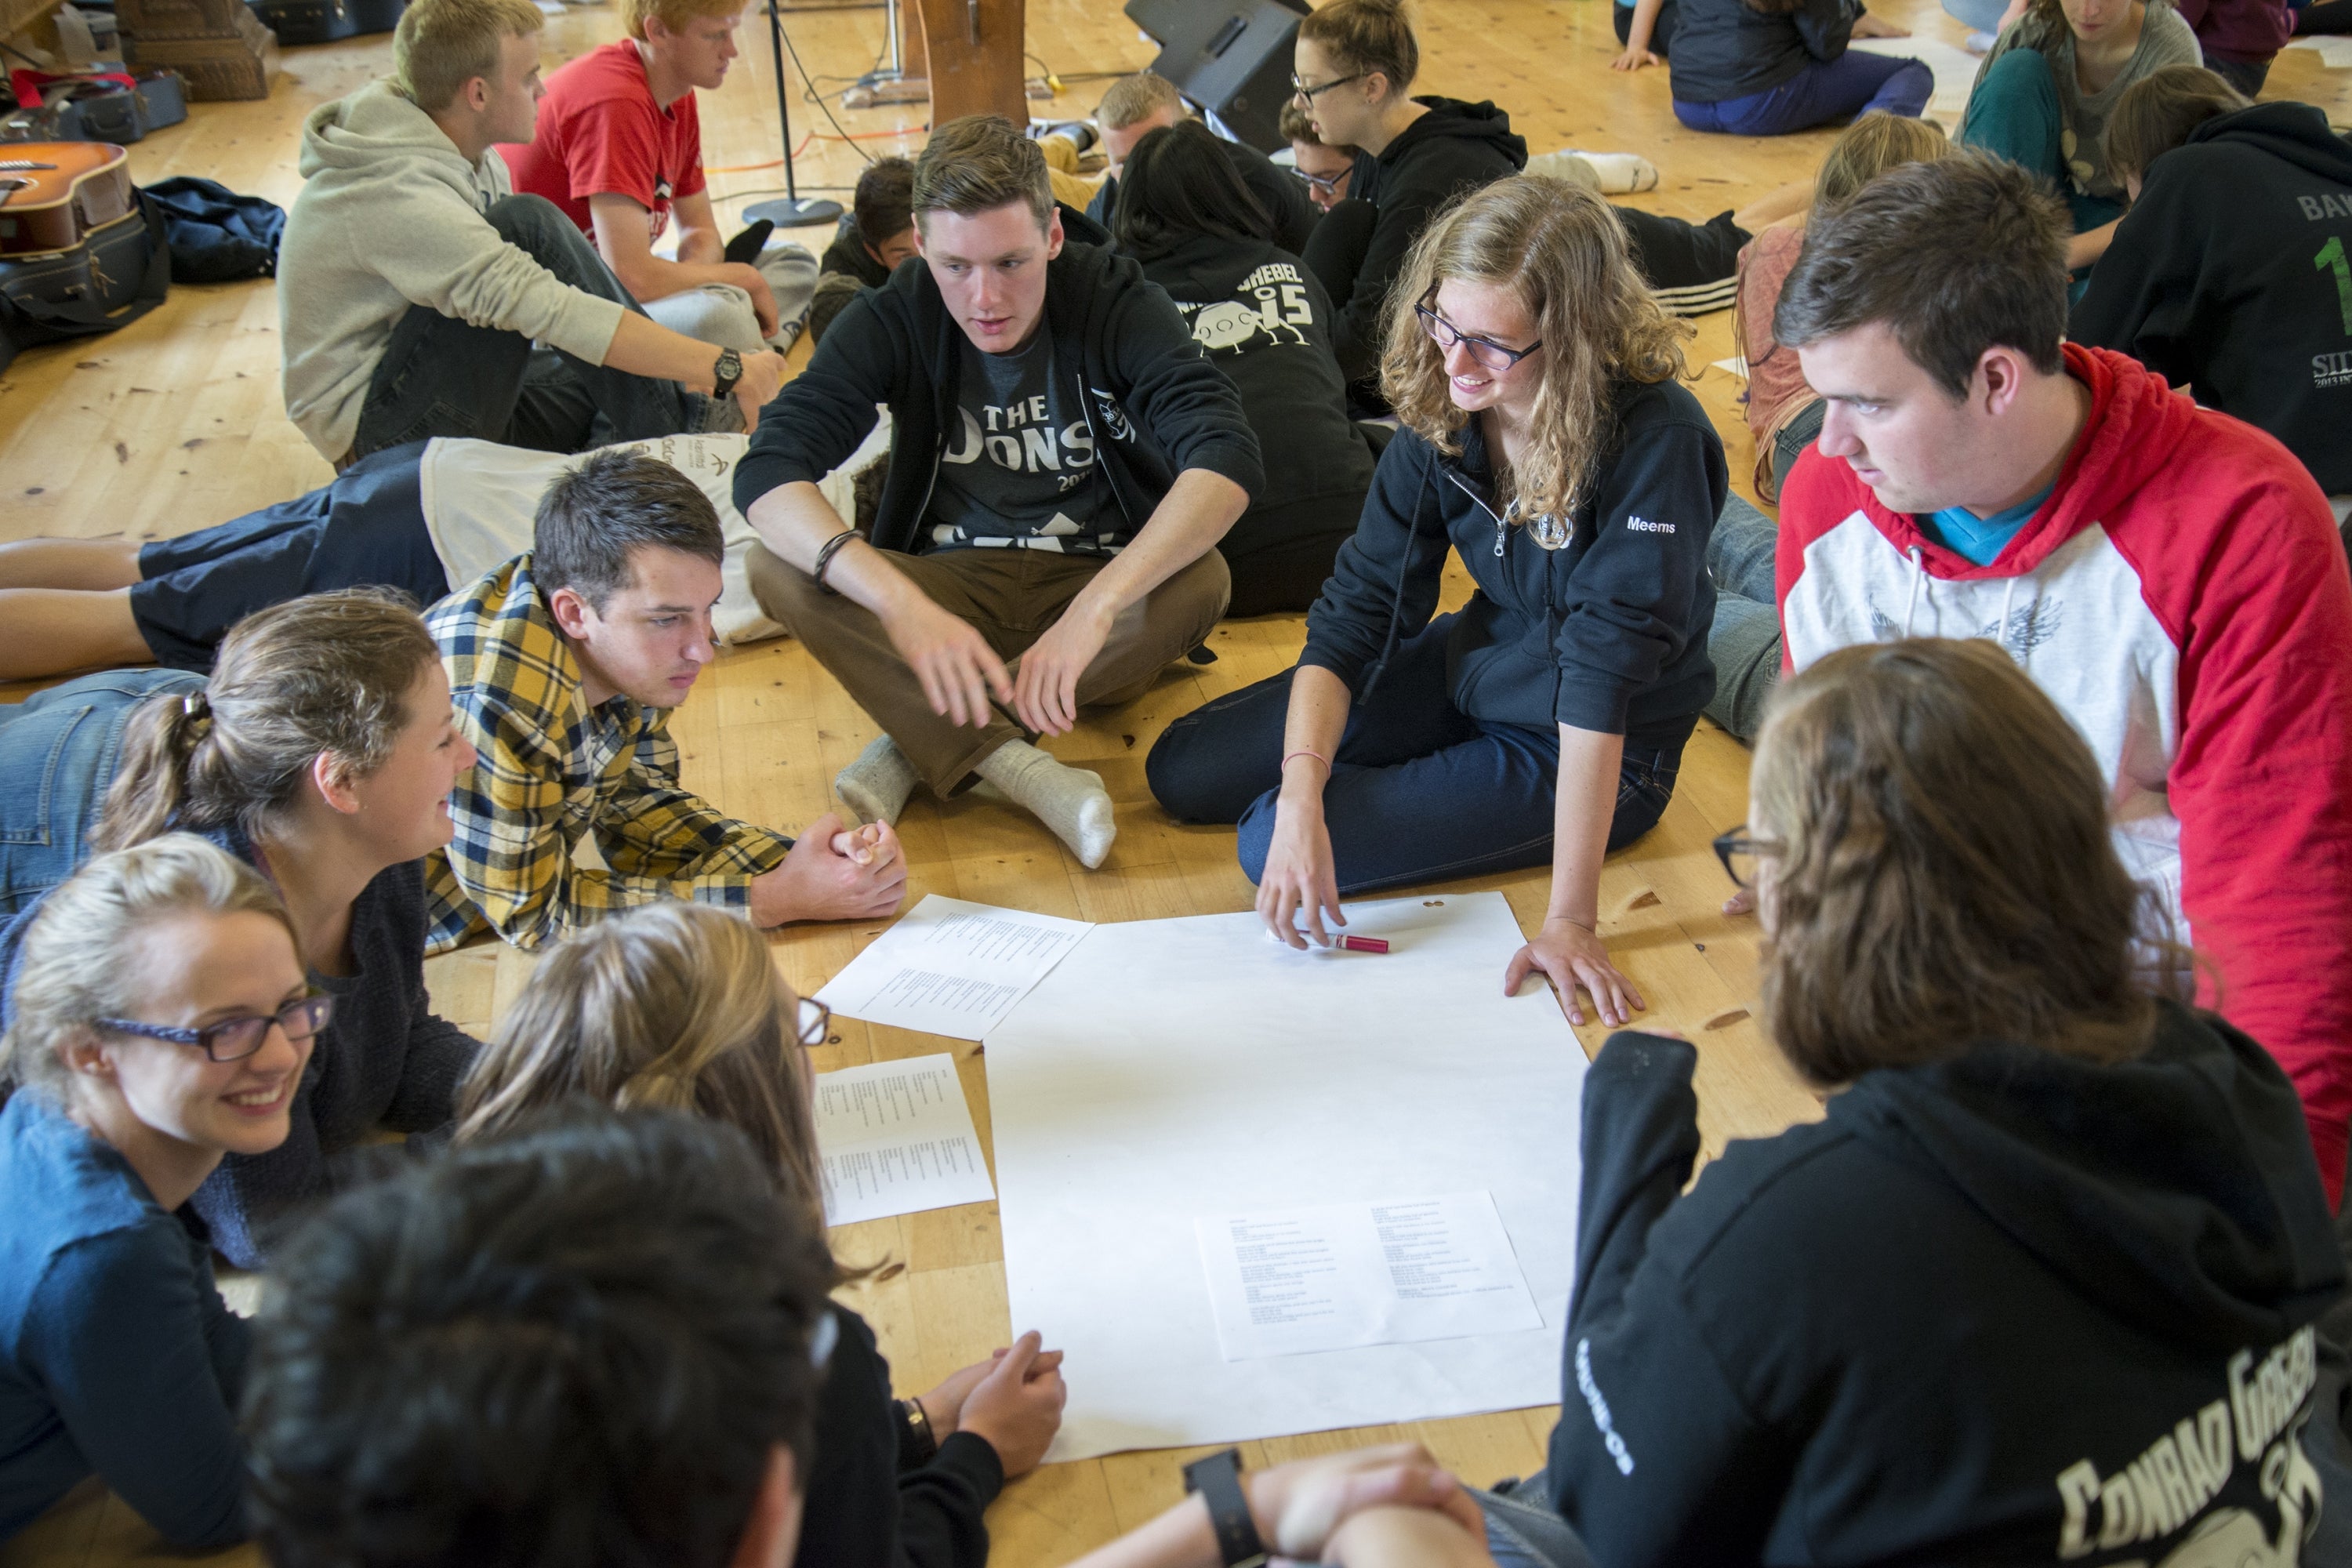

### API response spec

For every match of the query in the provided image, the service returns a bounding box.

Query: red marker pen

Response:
[1338,935,1389,954]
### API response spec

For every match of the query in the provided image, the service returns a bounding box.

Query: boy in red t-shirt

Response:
[500,0,815,353]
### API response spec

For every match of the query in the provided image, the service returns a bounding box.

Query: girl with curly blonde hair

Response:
[1150,174,1726,1029]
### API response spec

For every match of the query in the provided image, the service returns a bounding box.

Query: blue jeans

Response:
[348,195,702,462]
[0,669,204,916]
[1674,50,1933,135]
[1475,1479,1597,1568]
[1701,493,1783,742]
[1940,0,2007,30]
[1145,615,1690,893]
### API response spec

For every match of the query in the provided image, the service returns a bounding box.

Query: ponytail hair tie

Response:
[179,689,214,739]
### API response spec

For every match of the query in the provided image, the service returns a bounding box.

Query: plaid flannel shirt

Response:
[424,554,793,953]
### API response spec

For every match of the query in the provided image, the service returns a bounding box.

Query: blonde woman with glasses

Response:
[1150,175,1726,1030]
[0,835,323,1551]
[453,902,1068,1568]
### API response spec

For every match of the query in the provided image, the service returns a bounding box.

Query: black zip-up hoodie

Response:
[1087,134,1319,260]
[1668,0,1860,104]
[1130,233,1376,549]
[1300,376,1722,738]
[2071,101,2352,495]
[1330,98,1526,382]
[1546,1004,2347,1566]
[733,207,1264,548]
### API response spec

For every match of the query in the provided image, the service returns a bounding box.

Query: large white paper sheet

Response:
[815,895,1092,1040]
[1197,1192,1543,1361]
[812,1054,996,1225]
[1853,36,1984,122]
[988,891,1588,1460]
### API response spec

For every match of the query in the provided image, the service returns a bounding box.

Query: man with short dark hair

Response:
[426,450,906,952]
[1087,71,1319,256]
[1767,149,2352,1204]
[245,1108,835,1568]
[736,114,1262,870]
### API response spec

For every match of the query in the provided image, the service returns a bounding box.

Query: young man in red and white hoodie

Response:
[1769,149,2352,1205]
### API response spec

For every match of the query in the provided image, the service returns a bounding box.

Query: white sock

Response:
[835,735,920,826]
[975,740,1116,869]
[1568,151,1660,195]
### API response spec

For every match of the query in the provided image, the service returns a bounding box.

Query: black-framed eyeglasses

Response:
[1416,290,1543,372]
[1290,166,1348,197]
[793,996,833,1050]
[1290,71,1363,101]
[96,993,335,1063]
[1711,826,1778,889]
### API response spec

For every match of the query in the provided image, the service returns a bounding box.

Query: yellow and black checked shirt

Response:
[423,554,793,953]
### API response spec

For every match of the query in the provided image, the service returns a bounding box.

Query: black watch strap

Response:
[712,347,743,399]
[1182,1447,1268,1568]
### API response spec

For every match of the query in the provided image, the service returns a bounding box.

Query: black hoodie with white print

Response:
[1543,1010,2347,1566]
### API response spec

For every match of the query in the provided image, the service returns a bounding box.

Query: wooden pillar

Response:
[910,0,1027,125]
[895,0,927,80]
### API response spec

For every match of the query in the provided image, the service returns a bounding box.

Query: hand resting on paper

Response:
[916,1343,1067,1440]
[1258,797,1347,950]
[1504,917,1645,1029]
[953,1330,1069,1476]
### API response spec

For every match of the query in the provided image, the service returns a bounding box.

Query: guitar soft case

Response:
[0,194,169,372]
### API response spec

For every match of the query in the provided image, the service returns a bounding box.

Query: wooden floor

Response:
[2,5,2348,1565]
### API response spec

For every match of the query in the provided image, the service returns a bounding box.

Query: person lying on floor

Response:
[1488,637,2350,1568]
[1149,173,1723,1032]
[495,0,818,355]
[1112,120,1379,618]
[0,429,890,684]
[2070,65,2352,511]
[452,902,1065,1568]
[1746,149,2352,1203]
[733,114,1261,872]
[0,594,481,1269]
[278,0,787,470]
[425,450,908,953]
[0,837,318,1552]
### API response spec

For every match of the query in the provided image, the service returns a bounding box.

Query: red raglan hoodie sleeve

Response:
[2128,426,2352,1206]
[1769,445,1857,676]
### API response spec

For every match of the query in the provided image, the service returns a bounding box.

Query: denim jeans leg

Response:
[1149,615,1472,829]
[348,299,537,462]
[482,195,693,444]
[1719,50,1932,134]
[0,670,205,914]
[1709,492,1780,604]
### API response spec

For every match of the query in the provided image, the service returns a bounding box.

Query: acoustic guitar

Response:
[0,142,134,257]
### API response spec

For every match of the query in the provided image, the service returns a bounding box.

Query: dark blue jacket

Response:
[1668,0,1862,103]
[1301,378,1724,739]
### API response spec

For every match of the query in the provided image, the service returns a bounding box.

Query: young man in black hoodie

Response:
[2072,67,2352,506]
[734,116,1261,869]
[1495,638,2351,1568]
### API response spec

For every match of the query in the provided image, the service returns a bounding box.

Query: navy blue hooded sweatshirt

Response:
[1329,98,1527,383]
[2071,100,2352,495]
[1301,376,1722,739]
[1546,1005,2347,1566]
[733,206,1263,547]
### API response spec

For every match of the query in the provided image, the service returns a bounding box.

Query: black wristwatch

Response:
[1182,1448,1268,1568]
[712,346,744,400]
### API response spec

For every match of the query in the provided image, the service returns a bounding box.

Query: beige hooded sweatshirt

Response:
[278,79,627,462]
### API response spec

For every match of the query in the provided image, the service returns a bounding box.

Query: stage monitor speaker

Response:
[1123,0,1310,154]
